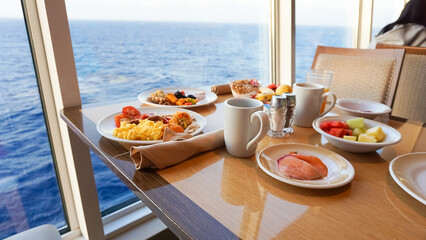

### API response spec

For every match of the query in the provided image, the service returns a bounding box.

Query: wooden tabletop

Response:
[60,94,426,240]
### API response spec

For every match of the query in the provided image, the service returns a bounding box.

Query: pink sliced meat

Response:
[277,155,324,180]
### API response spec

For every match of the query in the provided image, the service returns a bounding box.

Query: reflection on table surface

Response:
[61,94,426,239]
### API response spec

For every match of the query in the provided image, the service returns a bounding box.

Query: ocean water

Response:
[69,21,271,104]
[0,18,351,238]
[0,19,66,238]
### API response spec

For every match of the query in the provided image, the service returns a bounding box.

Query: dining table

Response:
[60,93,426,240]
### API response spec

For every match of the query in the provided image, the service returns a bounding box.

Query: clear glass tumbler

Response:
[306,69,333,113]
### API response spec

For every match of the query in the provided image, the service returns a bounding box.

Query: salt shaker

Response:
[267,95,287,138]
[283,93,296,134]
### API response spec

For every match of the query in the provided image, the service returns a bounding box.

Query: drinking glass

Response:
[306,69,333,113]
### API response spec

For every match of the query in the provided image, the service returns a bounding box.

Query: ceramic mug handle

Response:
[246,111,269,151]
[318,92,337,117]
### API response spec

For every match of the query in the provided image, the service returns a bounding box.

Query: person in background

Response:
[371,0,426,47]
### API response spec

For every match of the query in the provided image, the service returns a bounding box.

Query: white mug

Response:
[224,98,269,157]
[293,82,337,127]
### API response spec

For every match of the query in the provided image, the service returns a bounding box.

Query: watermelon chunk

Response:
[331,121,345,128]
[329,128,345,138]
[342,129,353,136]
[320,121,333,131]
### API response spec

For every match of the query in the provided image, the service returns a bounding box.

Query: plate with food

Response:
[97,106,207,144]
[256,143,355,189]
[313,116,401,153]
[138,87,217,108]
[389,152,426,205]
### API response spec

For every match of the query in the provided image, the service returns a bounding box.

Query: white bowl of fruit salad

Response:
[229,79,261,98]
[335,98,391,119]
[313,116,402,153]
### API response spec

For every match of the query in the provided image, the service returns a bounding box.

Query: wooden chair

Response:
[311,45,405,107]
[5,224,62,240]
[376,44,426,122]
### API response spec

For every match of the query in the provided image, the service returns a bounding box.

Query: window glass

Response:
[0,2,67,238]
[295,0,357,82]
[371,0,404,39]
[65,0,270,213]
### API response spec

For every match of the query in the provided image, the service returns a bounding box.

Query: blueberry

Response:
[174,91,184,98]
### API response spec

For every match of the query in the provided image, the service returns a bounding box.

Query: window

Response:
[0,2,67,238]
[64,0,271,214]
[371,0,404,39]
[11,0,401,238]
[295,0,358,82]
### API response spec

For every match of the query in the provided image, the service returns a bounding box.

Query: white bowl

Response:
[229,79,261,98]
[335,98,391,119]
[313,115,402,153]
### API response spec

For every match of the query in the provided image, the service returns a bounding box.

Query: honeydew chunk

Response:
[352,127,366,137]
[358,134,377,143]
[365,126,386,142]
[343,135,357,141]
[346,117,365,129]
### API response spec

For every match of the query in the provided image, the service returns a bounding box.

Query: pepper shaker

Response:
[283,93,296,134]
[267,95,287,138]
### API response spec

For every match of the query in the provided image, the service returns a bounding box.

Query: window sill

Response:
[63,202,168,240]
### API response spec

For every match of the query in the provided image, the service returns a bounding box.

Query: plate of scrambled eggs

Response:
[97,107,207,145]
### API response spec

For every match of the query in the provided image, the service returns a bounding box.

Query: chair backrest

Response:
[311,45,405,107]
[5,224,62,240]
[376,44,426,122]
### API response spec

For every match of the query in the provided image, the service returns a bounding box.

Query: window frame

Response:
[20,0,405,238]
[356,0,374,49]
[22,0,104,238]
[272,0,295,86]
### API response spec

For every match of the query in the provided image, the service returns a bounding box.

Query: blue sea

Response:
[0,18,351,238]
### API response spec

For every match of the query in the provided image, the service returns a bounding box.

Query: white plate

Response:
[96,107,206,145]
[256,143,355,189]
[138,87,217,108]
[389,152,426,205]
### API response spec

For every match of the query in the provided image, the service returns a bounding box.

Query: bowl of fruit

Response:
[335,98,392,119]
[229,79,261,98]
[313,116,402,153]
